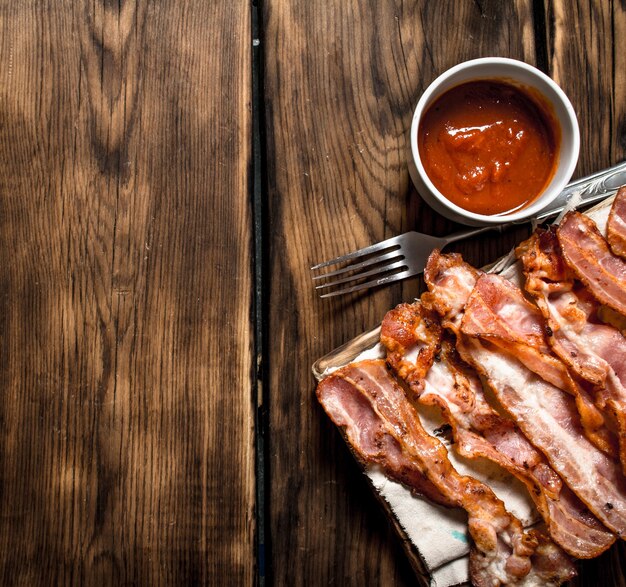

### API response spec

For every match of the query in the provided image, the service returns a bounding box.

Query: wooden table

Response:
[1,1,625,585]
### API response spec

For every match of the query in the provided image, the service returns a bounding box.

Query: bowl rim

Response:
[409,57,581,225]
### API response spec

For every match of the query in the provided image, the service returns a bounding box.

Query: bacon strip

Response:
[316,359,576,586]
[422,251,482,333]
[518,229,626,472]
[460,274,575,391]
[465,272,616,457]
[607,186,626,258]
[381,301,615,558]
[424,251,626,538]
[316,360,454,507]
[558,211,626,317]
[424,250,611,454]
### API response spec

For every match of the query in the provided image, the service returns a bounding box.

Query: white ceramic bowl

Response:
[409,57,580,226]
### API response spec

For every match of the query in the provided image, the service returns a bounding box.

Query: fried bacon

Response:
[517,228,626,474]
[424,251,612,454]
[316,360,454,507]
[316,359,577,586]
[466,272,616,457]
[424,251,626,538]
[422,251,481,333]
[557,211,626,317]
[317,196,626,583]
[607,186,626,258]
[381,301,615,558]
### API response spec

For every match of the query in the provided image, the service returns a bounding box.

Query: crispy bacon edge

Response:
[607,186,626,258]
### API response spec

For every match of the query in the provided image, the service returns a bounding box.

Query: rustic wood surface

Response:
[0,1,255,584]
[1,1,625,586]
[264,0,626,586]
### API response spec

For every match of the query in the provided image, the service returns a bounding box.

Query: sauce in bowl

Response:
[418,80,559,216]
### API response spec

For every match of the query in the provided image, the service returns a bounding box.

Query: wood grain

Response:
[545,0,626,177]
[0,2,255,584]
[263,1,537,584]
[2,1,626,585]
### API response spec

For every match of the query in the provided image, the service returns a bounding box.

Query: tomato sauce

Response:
[418,80,559,216]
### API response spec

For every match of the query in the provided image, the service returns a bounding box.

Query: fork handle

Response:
[442,225,498,245]
[536,160,626,220]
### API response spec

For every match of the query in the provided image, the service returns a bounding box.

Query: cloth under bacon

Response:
[316,359,577,586]
[424,250,626,539]
[517,228,626,474]
[557,210,626,317]
[607,186,626,258]
[381,301,615,558]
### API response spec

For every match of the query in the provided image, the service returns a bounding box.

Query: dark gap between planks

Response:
[252,0,271,585]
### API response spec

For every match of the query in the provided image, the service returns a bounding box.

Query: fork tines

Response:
[310,237,409,298]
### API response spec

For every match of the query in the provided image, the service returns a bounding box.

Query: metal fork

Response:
[311,226,497,297]
[311,161,626,298]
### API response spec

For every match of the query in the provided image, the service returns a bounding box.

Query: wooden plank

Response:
[262,1,535,584]
[544,3,626,584]
[545,0,626,177]
[0,2,255,584]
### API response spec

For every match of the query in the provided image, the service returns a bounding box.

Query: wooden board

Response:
[544,0,626,177]
[2,1,626,585]
[263,1,539,584]
[0,2,255,583]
